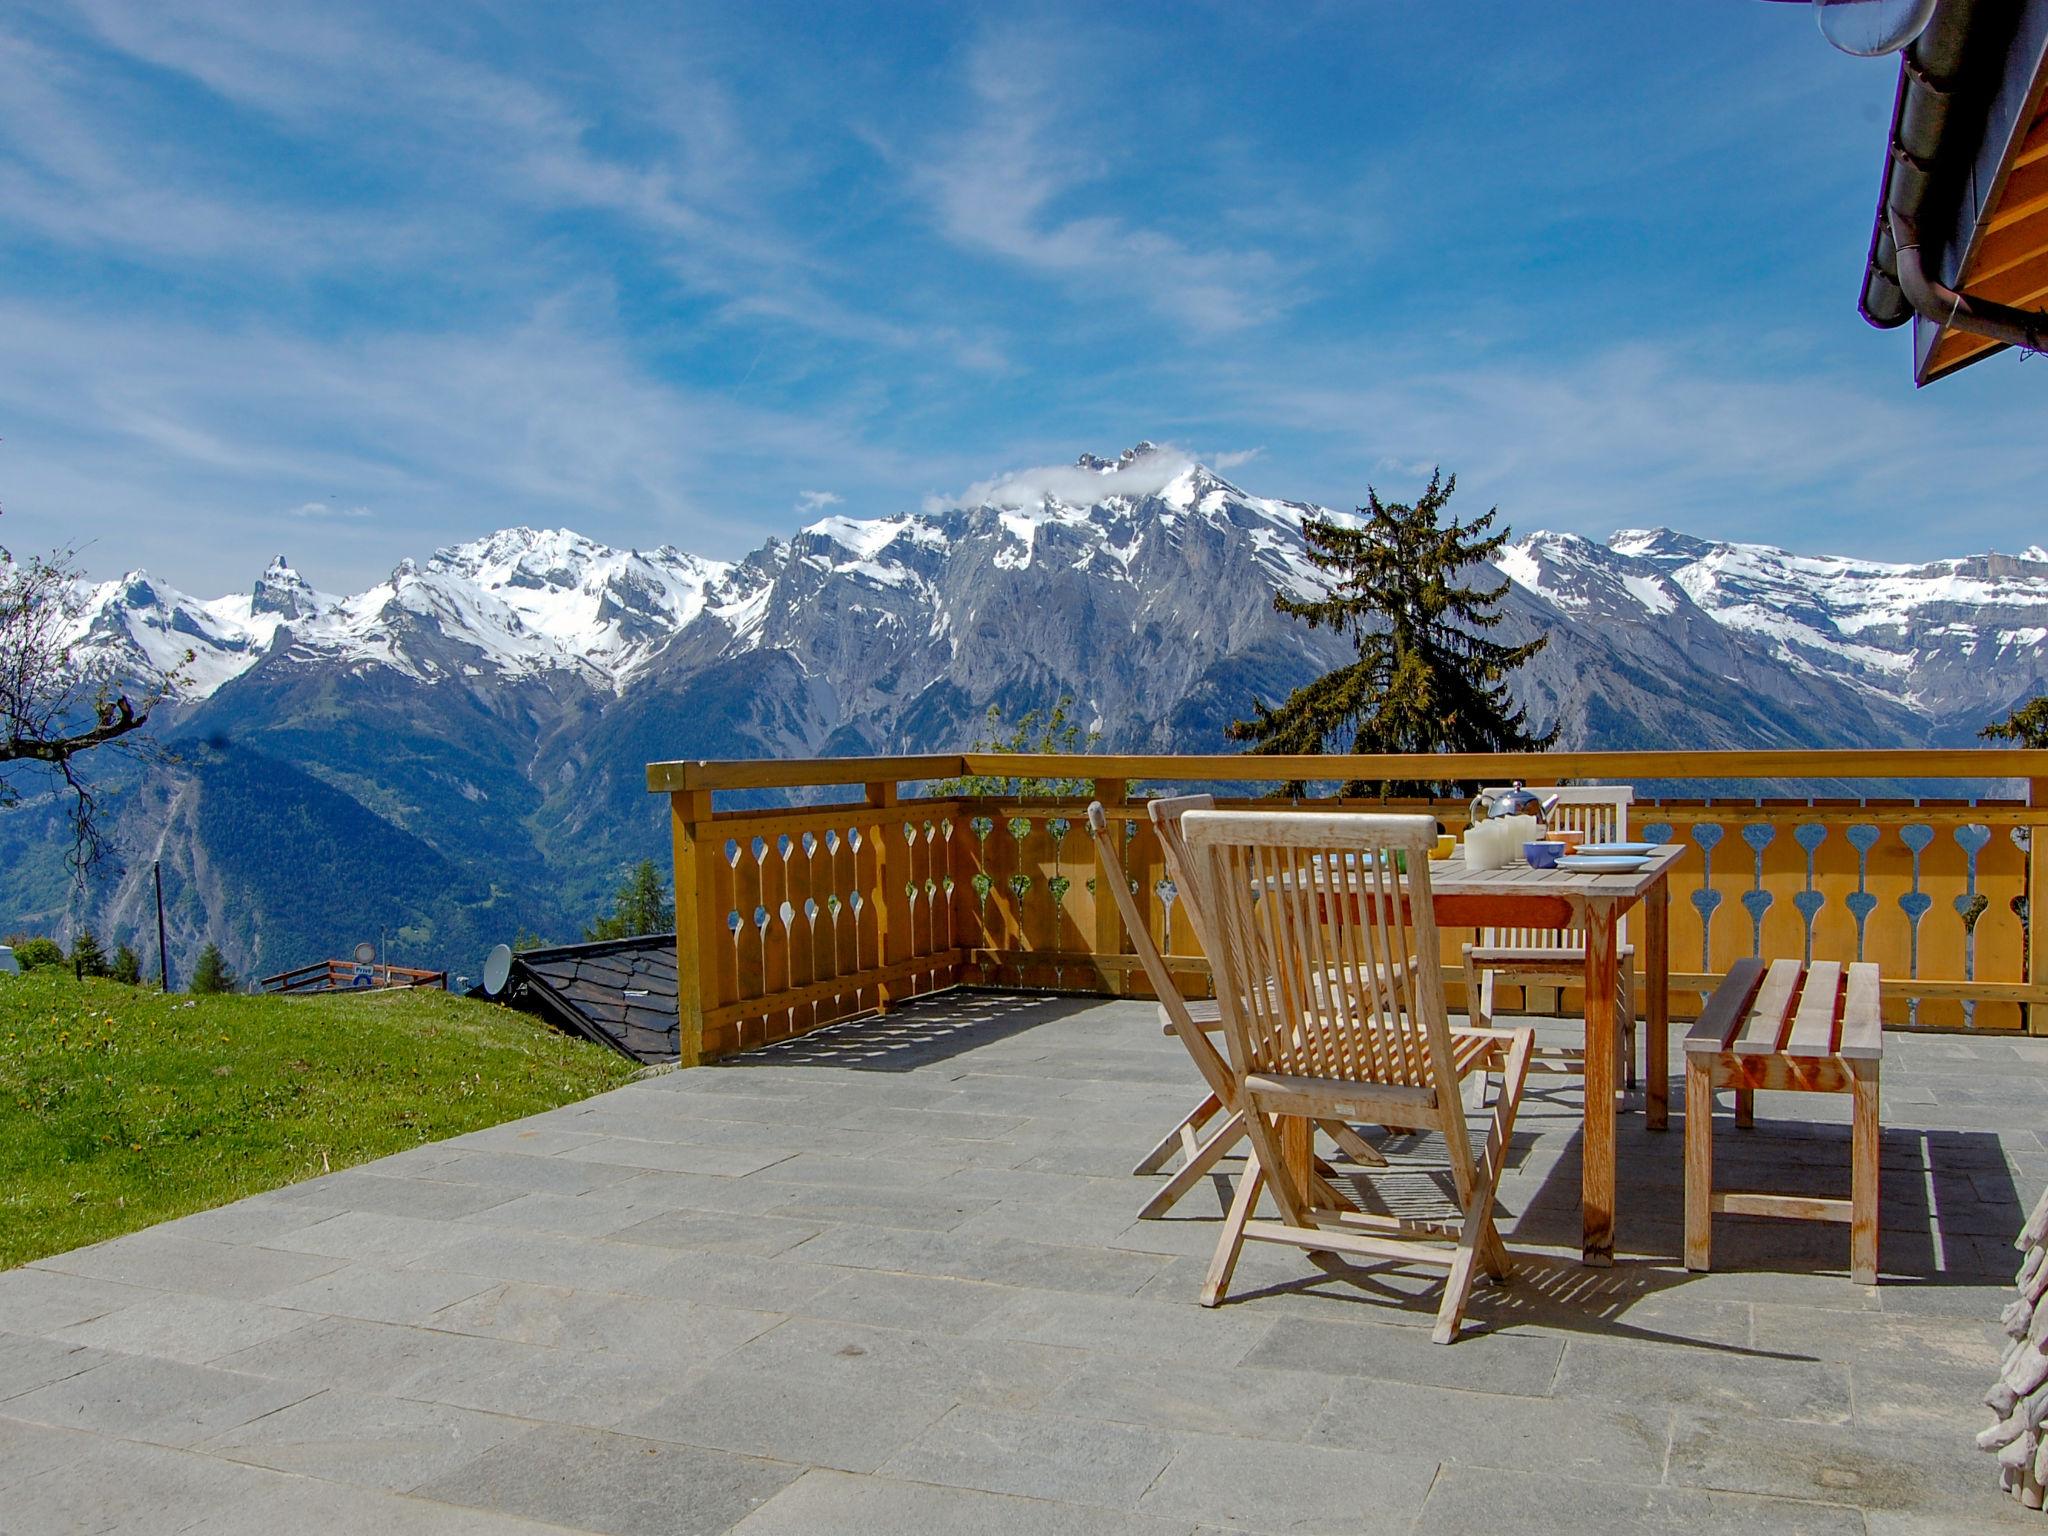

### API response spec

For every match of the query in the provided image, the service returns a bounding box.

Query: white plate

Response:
[1556,855,1649,873]
[1578,841,1658,856]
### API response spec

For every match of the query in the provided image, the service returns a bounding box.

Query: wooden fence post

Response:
[2032,778,2046,1037]
[867,781,909,1009]
[1092,778,1128,994]
[670,788,717,1067]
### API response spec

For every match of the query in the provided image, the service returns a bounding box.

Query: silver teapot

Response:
[1468,780,1561,828]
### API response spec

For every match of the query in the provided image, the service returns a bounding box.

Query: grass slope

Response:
[0,971,638,1268]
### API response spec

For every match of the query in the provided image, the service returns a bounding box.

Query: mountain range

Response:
[10,443,2045,981]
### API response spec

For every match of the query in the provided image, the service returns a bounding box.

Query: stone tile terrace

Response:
[1,991,2041,1534]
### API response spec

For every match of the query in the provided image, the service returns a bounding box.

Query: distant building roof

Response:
[498,934,678,1064]
[1859,0,2048,383]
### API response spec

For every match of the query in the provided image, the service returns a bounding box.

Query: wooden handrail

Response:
[647,748,2048,795]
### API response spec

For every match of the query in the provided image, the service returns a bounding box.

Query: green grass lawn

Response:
[0,971,639,1268]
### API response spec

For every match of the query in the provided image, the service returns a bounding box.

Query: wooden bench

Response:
[1683,958,1883,1285]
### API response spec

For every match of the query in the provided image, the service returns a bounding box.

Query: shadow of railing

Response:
[721,989,1101,1073]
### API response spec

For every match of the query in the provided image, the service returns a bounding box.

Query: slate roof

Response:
[500,934,678,1064]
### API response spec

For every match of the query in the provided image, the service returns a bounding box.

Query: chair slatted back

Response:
[1479,786,1634,952]
[1146,794,1217,957]
[1182,811,1462,1123]
[1085,803,1235,1105]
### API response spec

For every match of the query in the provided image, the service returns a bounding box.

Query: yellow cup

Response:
[1431,834,1456,861]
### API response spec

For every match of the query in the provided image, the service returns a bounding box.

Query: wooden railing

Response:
[649,750,2048,1065]
[260,959,450,994]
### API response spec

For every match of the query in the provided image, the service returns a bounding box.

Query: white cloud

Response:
[932,442,1198,511]
[913,28,1296,332]
[1208,447,1263,471]
[285,501,374,520]
[794,489,842,515]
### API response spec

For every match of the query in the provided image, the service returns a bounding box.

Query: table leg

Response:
[1582,905,1618,1266]
[1646,879,1670,1131]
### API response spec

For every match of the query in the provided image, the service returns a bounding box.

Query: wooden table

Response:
[1427,843,1683,1266]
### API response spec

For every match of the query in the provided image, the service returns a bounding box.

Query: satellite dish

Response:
[1814,0,1936,57]
[481,943,514,997]
[352,940,377,964]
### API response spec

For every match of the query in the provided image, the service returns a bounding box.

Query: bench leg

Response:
[1734,1086,1753,1129]
[1851,1064,1880,1286]
[1684,1058,1713,1271]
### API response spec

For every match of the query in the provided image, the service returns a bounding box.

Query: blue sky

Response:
[1,0,2041,594]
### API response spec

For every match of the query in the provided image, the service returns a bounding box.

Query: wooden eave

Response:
[1920,54,2048,382]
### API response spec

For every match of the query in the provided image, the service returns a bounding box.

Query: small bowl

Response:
[1523,841,1567,869]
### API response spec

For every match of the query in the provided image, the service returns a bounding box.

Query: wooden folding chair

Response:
[1086,802,1381,1223]
[1461,785,1639,1089]
[1181,809,1535,1343]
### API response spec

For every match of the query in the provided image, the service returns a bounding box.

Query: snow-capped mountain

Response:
[18,443,2044,981]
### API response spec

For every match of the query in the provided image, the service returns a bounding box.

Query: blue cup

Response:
[1523,841,1566,869]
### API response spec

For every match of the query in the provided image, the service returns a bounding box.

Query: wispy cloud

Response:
[912,26,1298,332]
[794,489,842,515]
[285,501,373,520]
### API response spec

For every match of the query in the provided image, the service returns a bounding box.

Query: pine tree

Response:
[1229,470,1553,797]
[584,860,675,942]
[1984,696,2048,749]
[190,942,236,994]
[69,927,110,978]
[111,944,143,985]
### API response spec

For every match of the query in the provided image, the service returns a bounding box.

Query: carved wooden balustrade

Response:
[650,750,2048,1065]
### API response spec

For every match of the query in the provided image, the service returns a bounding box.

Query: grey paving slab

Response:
[51,1290,319,1365]
[0,1352,318,1447]
[196,1385,528,1490]
[1667,1408,2020,1518]
[267,1168,522,1220]
[972,1289,1273,1366]
[795,1270,1019,1335]
[1553,1334,1854,1423]
[182,1474,594,1535]
[556,1136,798,1178]
[415,1422,799,1536]
[427,1281,779,1370]
[606,1208,823,1256]
[213,1314,535,1400]
[265,1261,500,1326]
[262,1207,483,1265]
[427,1148,653,1195]
[1,1435,299,1536]
[406,1227,687,1294]
[0,1266,154,1337]
[795,1222,1170,1295]
[0,1416,100,1496]
[1411,1464,1868,1536]
[1040,1356,1335,1442]
[29,1230,347,1299]
[879,1402,1178,1509]
[0,1329,107,1399]
[727,1467,1199,1536]
[1135,1429,1438,1535]
[1242,1314,1564,1397]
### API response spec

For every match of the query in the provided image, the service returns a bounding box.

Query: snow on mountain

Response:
[60,451,2046,745]
[1608,527,2048,724]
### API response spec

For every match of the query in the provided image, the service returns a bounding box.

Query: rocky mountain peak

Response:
[251,555,318,619]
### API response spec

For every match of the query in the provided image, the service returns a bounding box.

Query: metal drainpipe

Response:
[1888,206,2048,354]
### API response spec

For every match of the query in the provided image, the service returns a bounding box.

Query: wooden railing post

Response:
[2033,778,2046,1037]
[669,788,717,1067]
[867,781,909,1009]
[1092,778,1128,994]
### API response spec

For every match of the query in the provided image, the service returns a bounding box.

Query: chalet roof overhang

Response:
[1860,0,2048,383]
[497,933,680,1065]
